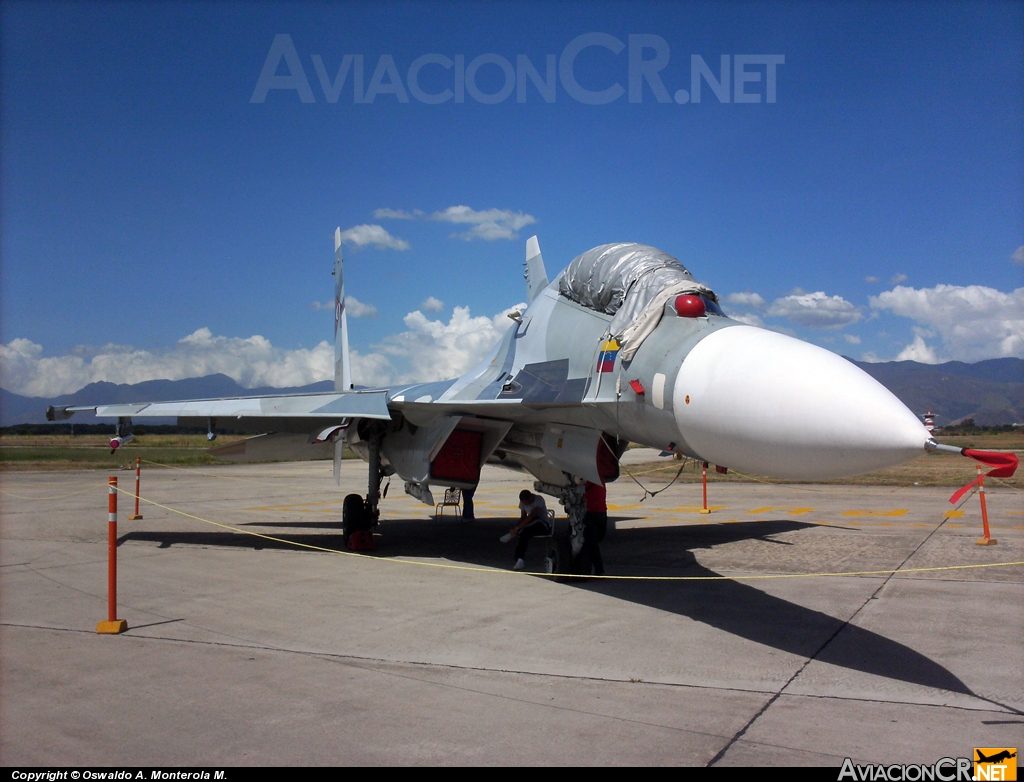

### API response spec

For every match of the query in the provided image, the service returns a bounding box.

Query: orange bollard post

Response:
[97,476,128,634]
[975,464,997,546]
[700,461,711,513]
[129,456,143,520]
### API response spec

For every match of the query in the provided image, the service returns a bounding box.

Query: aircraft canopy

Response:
[558,243,718,341]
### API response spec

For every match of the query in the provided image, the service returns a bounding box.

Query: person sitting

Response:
[506,490,551,571]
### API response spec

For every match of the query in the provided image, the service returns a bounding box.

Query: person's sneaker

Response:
[512,558,526,571]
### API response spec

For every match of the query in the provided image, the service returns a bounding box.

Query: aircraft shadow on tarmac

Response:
[120,514,971,696]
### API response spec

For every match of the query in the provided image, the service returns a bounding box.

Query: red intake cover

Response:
[431,429,483,483]
[674,295,706,318]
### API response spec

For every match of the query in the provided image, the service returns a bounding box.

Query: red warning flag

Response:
[949,449,1019,504]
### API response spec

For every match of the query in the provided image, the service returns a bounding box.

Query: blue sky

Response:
[2,1,1022,396]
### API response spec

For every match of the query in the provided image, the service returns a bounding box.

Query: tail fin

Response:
[334,227,353,392]
[524,235,548,303]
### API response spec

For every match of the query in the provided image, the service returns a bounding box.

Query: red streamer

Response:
[948,449,1019,504]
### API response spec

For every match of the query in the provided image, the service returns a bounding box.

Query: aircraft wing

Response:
[47,389,392,425]
[46,379,614,430]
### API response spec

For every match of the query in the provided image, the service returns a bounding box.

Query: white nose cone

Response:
[673,326,931,480]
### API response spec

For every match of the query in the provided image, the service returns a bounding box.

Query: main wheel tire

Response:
[545,536,574,582]
[342,493,365,543]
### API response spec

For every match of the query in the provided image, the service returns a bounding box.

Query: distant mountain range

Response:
[849,357,1023,427]
[2,358,1022,428]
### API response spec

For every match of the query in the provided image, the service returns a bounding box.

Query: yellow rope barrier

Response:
[139,458,293,485]
[5,464,1019,581]
[111,485,1024,582]
[0,484,106,501]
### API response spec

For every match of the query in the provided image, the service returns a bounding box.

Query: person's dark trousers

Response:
[514,520,548,560]
[577,511,607,575]
[462,487,476,520]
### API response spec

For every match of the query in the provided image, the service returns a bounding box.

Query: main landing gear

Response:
[342,429,384,550]
[540,478,593,580]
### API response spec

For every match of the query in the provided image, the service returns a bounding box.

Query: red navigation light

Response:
[674,295,706,318]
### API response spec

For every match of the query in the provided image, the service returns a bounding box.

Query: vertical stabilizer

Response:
[525,235,548,303]
[334,227,353,391]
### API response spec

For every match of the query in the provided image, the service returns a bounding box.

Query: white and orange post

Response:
[700,462,711,514]
[129,456,143,520]
[975,464,996,546]
[97,476,128,634]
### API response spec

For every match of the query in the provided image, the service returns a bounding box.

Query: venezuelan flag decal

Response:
[598,339,620,373]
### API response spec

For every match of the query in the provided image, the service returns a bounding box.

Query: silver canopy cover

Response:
[557,243,717,338]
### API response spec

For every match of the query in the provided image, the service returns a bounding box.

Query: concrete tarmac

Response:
[2,456,1022,766]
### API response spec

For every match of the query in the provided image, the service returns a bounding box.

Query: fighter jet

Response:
[49,231,946,569]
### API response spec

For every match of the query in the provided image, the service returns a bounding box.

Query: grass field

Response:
[0,433,250,471]
[1,432,1021,488]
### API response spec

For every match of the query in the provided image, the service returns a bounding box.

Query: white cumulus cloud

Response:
[870,284,1024,361]
[895,334,939,363]
[372,208,422,220]
[431,205,536,241]
[766,292,862,329]
[1,301,527,397]
[420,296,445,312]
[337,224,410,250]
[311,296,377,317]
[724,292,766,309]
[729,313,766,328]
[0,329,336,397]
[378,304,526,383]
[1013,246,1024,266]
[344,296,378,318]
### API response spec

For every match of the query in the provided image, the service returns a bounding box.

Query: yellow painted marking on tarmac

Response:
[745,506,815,515]
[109,485,1024,582]
[944,510,964,519]
[841,509,909,517]
[1007,511,1024,516]
[241,499,346,512]
[663,505,727,513]
[612,505,727,514]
